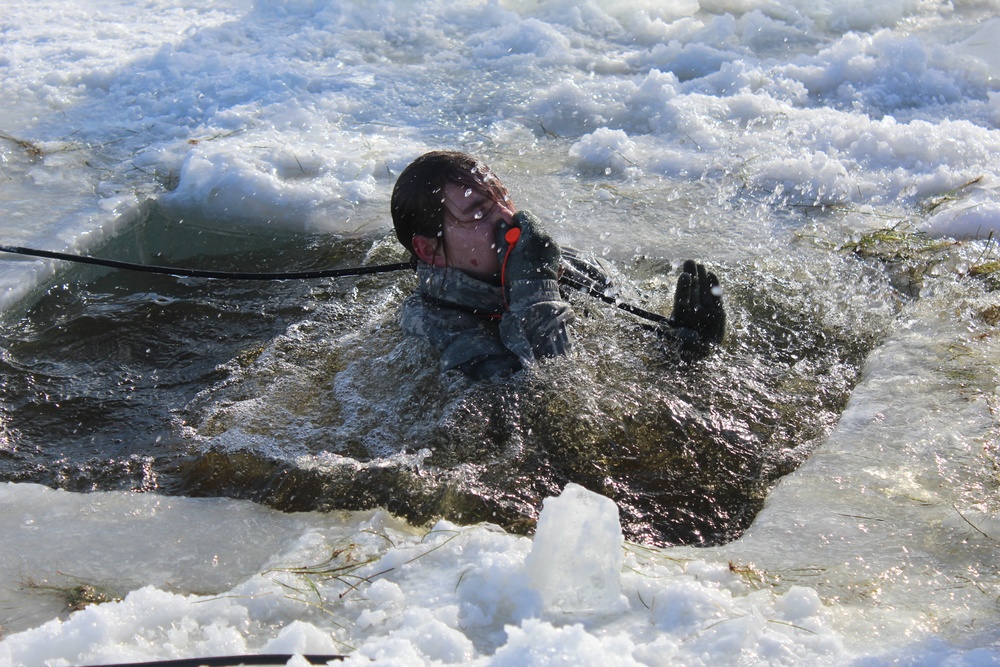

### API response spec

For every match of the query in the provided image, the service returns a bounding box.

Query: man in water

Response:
[391,150,724,379]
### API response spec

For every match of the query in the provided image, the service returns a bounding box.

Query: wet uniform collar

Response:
[414,263,505,319]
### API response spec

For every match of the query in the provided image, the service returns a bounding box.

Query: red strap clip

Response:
[500,227,521,308]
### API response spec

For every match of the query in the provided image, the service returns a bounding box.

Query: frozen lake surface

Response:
[2,0,1000,664]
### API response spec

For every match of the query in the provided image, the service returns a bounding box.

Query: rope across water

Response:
[0,244,674,327]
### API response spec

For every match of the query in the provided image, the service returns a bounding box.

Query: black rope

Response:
[0,244,673,327]
[0,244,412,281]
[557,273,674,327]
[79,654,345,667]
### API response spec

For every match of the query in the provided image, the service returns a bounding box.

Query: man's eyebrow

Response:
[452,189,490,214]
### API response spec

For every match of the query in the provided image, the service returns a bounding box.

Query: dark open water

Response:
[0,199,894,547]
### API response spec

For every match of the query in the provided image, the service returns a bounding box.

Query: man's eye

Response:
[473,201,497,220]
[450,198,497,225]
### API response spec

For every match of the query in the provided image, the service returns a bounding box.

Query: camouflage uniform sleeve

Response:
[400,294,522,379]
[400,278,576,379]
[499,278,575,362]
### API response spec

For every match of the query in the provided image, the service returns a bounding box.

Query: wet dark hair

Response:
[390,151,510,256]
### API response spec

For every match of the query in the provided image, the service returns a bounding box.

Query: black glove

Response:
[496,210,561,284]
[669,260,725,345]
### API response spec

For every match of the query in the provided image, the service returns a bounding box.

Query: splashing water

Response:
[2,0,1000,663]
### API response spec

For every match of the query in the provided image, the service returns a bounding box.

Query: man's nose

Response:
[496,205,515,226]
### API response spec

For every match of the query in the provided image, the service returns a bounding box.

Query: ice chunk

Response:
[524,483,624,614]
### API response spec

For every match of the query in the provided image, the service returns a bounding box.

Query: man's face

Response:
[439,180,515,282]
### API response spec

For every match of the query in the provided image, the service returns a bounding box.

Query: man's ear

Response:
[412,234,446,267]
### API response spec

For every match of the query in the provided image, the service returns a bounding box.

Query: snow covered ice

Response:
[2,0,1000,665]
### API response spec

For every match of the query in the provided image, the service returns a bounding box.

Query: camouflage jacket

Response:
[399,249,612,379]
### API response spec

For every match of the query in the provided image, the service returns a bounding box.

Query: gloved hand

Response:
[669,260,725,344]
[496,210,561,284]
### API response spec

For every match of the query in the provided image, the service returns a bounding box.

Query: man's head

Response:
[391,151,515,281]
